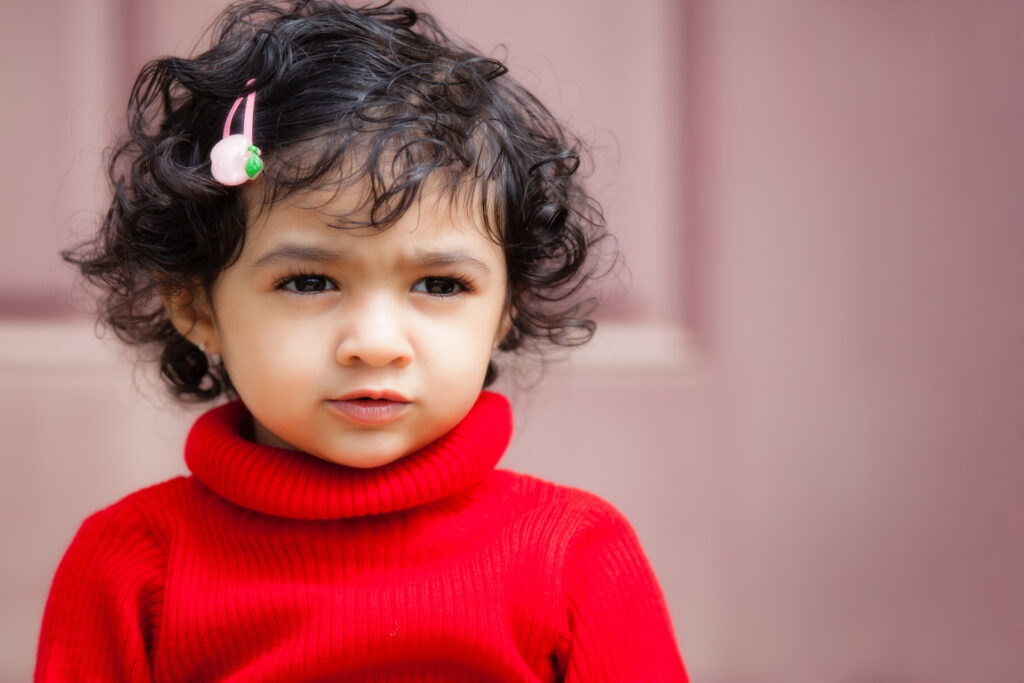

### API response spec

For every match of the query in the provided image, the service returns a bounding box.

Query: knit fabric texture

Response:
[36,391,687,681]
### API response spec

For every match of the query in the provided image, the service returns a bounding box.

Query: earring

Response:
[198,342,207,353]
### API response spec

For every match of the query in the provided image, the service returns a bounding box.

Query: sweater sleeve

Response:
[35,498,165,683]
[560,496,687,682]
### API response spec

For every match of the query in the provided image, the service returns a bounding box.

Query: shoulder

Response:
[71,476,197,547]
[492,469,625,513]
[38,483,190,679]
[488,469,637,543]
[86,475,193,518]
[49,477,210,596]
[44,480,195,611]
[490,478,688,679]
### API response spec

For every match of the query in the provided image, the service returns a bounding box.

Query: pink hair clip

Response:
[210,79,263,185]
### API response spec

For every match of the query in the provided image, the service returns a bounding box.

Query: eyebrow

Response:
[251,244,492,273]
[410,249,492,273]
[252,245,346,269]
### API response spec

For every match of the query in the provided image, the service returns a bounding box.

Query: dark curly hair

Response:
[63,0,611,401]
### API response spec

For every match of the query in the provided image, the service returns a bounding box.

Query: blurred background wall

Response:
[1,0,1022,681]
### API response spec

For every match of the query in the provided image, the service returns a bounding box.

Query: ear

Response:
[494,304,515,349]
[157,283,223,356]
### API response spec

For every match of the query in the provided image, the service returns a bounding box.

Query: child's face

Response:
[171,185,510,468]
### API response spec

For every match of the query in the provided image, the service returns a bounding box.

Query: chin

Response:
[308,438,415,469]
[327,452,407,469]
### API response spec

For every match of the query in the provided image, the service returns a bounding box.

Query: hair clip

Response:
[210,79,263,185]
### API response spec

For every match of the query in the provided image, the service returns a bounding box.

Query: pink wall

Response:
[2,0,1023,681]
[685,0,1024,679]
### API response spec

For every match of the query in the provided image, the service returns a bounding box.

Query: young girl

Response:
[36,1,686,680]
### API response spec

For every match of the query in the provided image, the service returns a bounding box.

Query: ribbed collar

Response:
[184,391,512,520]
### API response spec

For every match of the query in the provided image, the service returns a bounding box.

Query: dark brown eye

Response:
[279,275,335,293]
[413,277,463,296]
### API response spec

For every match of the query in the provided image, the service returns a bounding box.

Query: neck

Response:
[184,391,512,520]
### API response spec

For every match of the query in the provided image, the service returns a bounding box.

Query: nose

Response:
[335,293,413,368]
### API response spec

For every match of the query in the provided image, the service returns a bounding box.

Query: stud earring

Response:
[198,342,207,353]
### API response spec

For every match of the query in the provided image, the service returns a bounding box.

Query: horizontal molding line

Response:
[0,320,128,371]
[0,320,696,372]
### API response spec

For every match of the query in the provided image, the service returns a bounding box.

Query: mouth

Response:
[334,389,410,403]
[328,390,410,424]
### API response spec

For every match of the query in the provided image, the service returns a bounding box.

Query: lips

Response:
[328,390,410,424]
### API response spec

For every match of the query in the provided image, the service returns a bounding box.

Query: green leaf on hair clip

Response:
[245,145,263,179]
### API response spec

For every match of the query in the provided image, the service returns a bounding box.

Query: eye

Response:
[411,276,470,297]
[276,274,337,294]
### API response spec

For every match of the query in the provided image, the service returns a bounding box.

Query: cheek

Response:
[218,308,324,392]
[421,313,497,367]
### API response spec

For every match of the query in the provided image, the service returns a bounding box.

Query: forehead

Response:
[250,130,507,242]
[240,183,504,263]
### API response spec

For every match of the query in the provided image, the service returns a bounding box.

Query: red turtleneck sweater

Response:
[36,392,686,682]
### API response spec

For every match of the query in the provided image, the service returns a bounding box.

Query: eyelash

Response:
[272,270,477,298]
